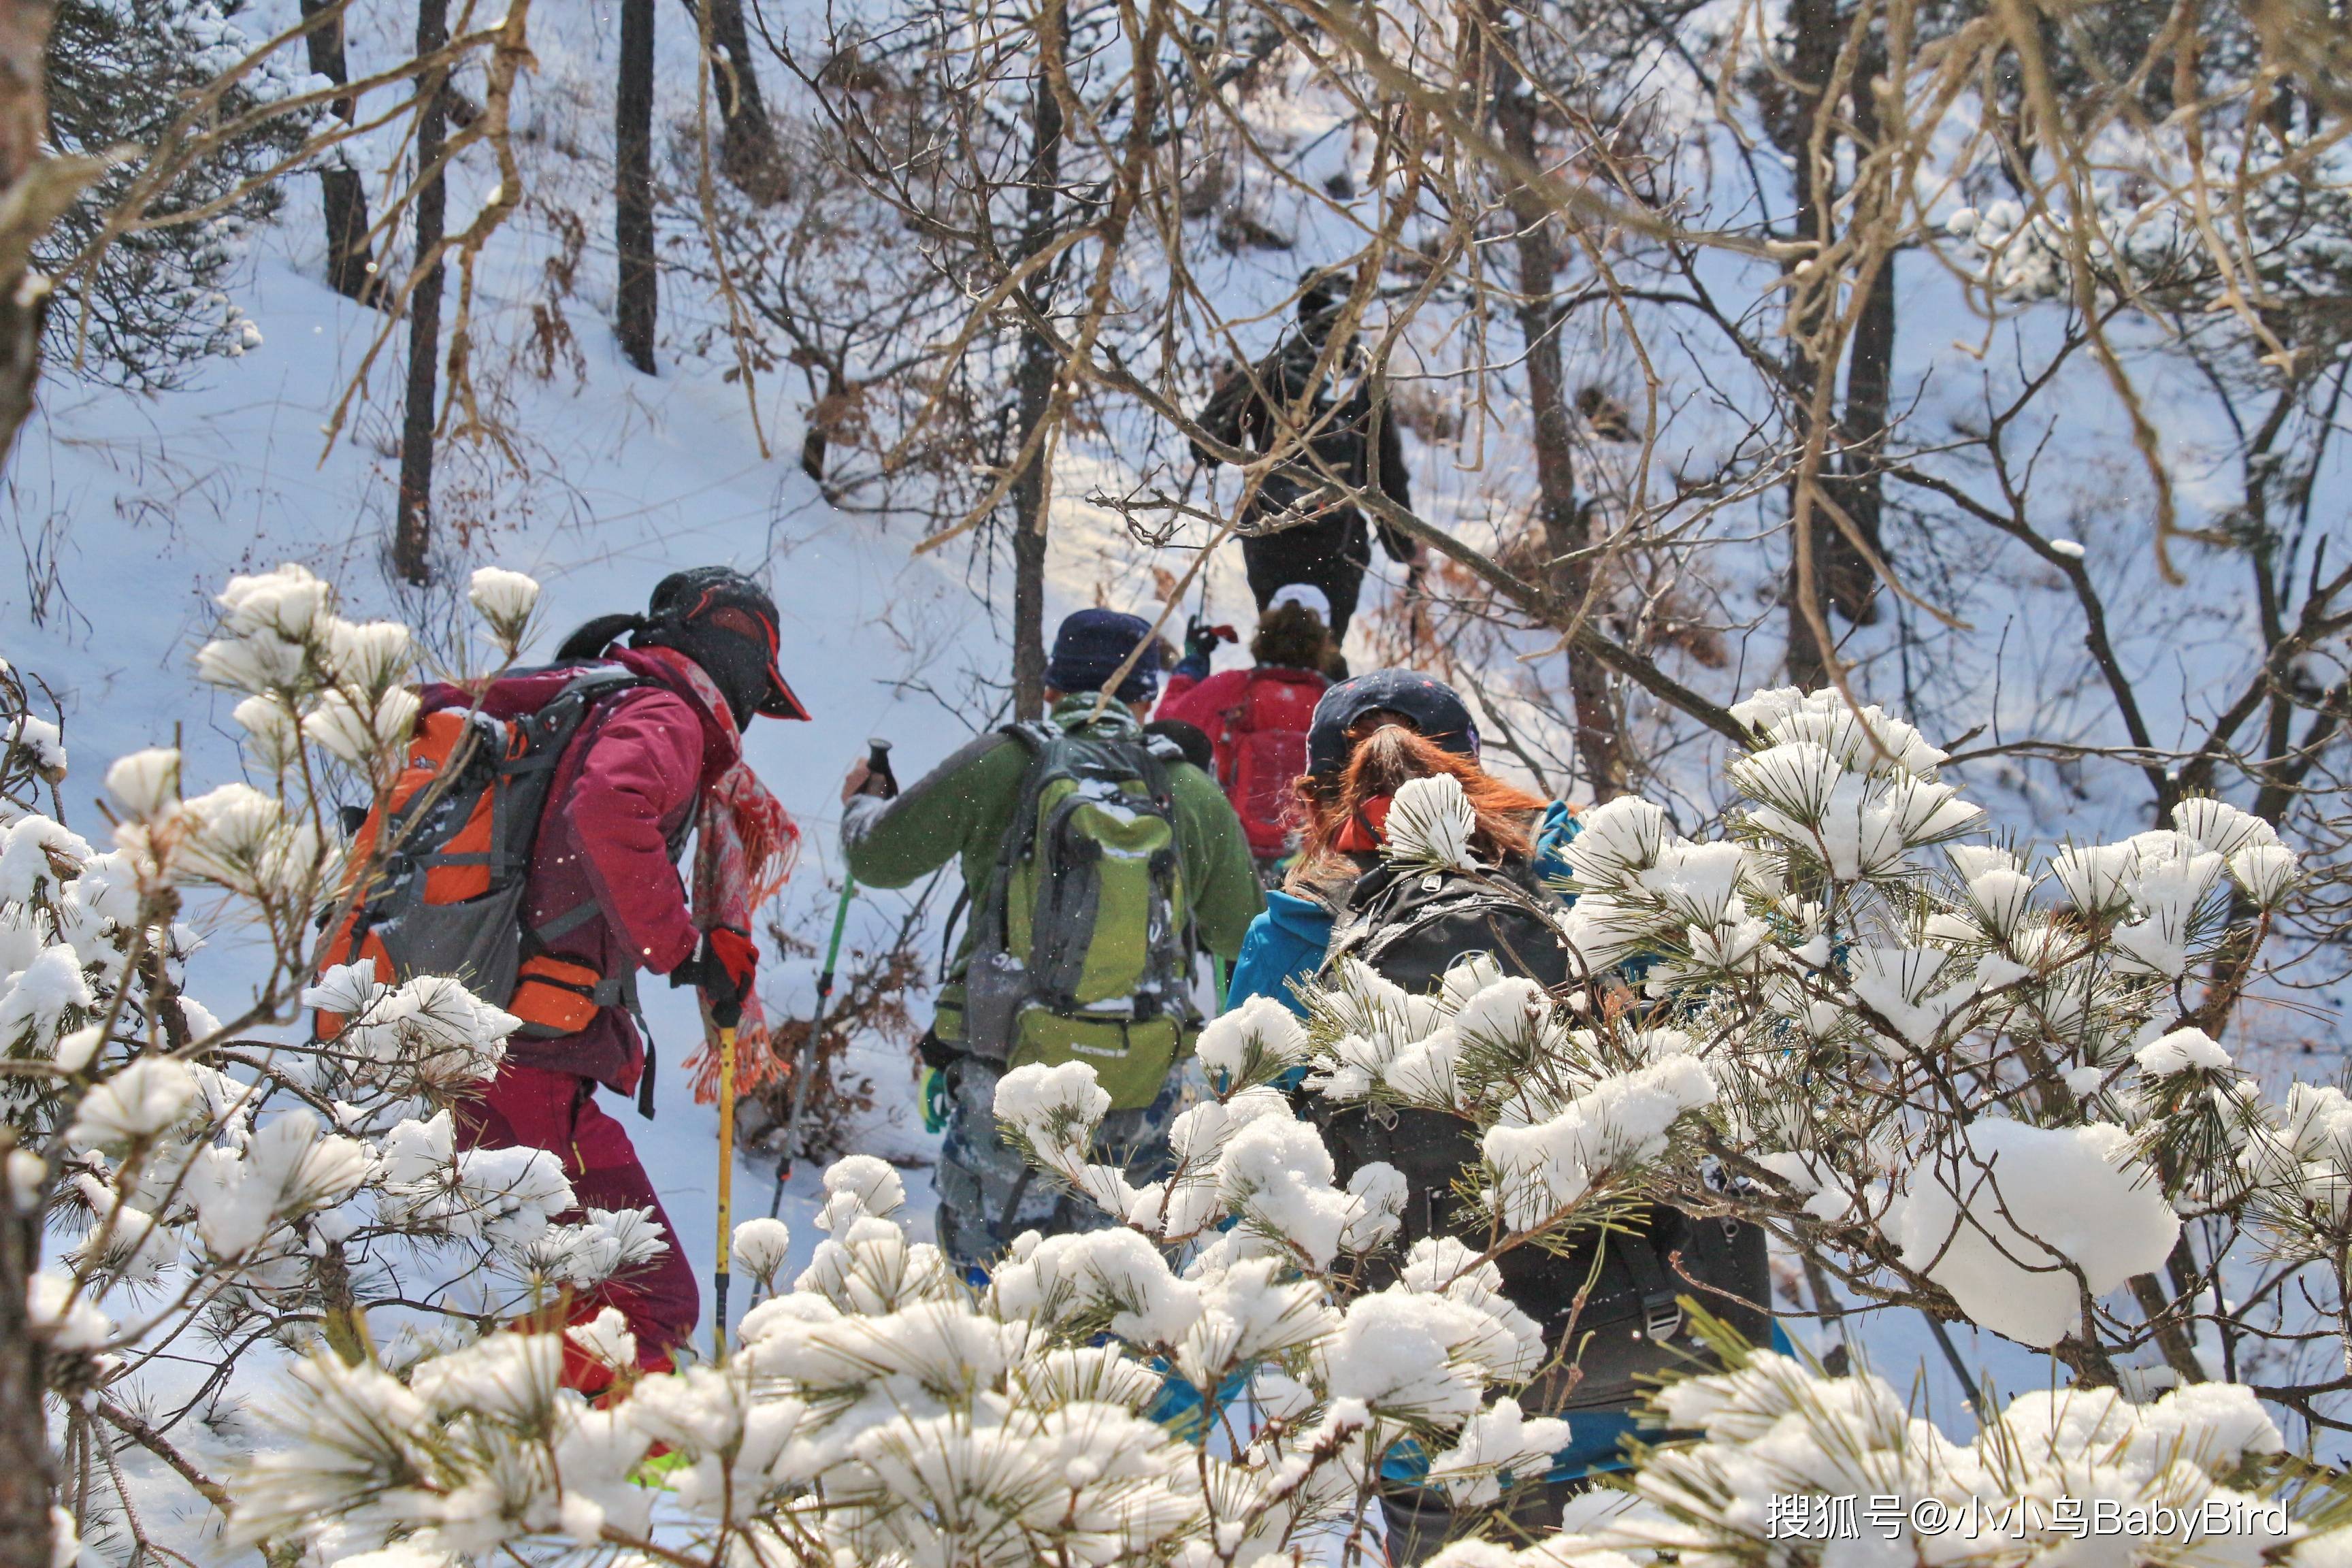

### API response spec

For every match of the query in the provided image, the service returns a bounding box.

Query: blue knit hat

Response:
[1046,609,1161,704]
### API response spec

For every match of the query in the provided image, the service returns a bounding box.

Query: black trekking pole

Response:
[771,740,896,1213]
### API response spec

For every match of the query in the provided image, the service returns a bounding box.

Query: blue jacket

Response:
[1228,801,1582,1016]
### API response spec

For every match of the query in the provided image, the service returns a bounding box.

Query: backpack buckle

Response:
[1611,1223,1685,1343]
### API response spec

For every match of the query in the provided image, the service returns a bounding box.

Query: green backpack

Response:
[960,717,1200,1109]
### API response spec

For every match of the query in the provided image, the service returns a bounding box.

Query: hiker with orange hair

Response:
[1223,669,1579,1017]
[1222,670,1782,1561]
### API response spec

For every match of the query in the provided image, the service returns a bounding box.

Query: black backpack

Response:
[1312,855,1771,1417]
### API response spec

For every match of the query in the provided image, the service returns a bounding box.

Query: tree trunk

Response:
[393,0,449,586]
[0,0,62,478]
[615,0,656,374]
[1491,35,1625,798]
[691,0,785,201]
[1824,31,1895,627]
[1825,243,1895,623]
[0,1137,55,1568]
[300,0,381,305]
[1776,0,1843,689]
[1007,0,1067,723]
[800,363,842,480]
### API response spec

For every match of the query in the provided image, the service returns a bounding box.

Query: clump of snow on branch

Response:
[466,566,542,656]
[1886,1119,2180,1348]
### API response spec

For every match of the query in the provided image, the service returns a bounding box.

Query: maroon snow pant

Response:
[456,1060,699,1382]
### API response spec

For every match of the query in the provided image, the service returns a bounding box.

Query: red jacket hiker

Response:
[437,651,721,1379]
[444,570,806,1385]
[1156,664,1329,859]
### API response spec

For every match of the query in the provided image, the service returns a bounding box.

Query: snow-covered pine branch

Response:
[257,681,2352,1565]
[3,563,676,1568]
[13,576,2345,1568]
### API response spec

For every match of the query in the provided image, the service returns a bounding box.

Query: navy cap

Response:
[1046,609,1161,705]
[1305,668,1477,776]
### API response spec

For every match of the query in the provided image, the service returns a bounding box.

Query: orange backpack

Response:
[316,664,644,1041]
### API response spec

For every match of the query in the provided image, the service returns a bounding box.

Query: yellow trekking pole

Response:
[713,1022,738,1361]
[679,928,757,1358]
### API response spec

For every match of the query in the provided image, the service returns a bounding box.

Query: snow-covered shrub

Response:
[223,1045,1580,1568]
[1615,1350,2294,1568]
[21,631,2344,1568]
[0,563,661,1567]
[39,0,316,388]
[1458,688,2340,1405]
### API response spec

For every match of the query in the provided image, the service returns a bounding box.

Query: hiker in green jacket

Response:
[840,610,1264,1268]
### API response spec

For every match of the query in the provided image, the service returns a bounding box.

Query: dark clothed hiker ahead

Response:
[321,567,802,1389]
[1193,274,1420,640]
[839,610,1264,1268]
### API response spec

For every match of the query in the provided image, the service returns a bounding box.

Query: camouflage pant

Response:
[933,1051,1201,1272]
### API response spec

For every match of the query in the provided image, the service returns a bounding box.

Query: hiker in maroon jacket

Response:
[447,568,803,1387]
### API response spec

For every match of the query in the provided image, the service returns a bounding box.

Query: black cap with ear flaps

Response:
[639,566,811,725]
[1305,668,1477,777]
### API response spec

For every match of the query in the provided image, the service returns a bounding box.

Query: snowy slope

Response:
[7,242,1002,1318]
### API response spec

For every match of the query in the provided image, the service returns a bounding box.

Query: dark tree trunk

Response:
[393,0,449,586]
[615,0,657,374]
[300,0,381,305]
[1492,35,1625,798]
[1009,404,1051,718]
[1776,0,1843,689]
[1827,42,1897,626]
[0,0,56,1384]
[1828,242,1896,621]
[800,363,842,480]
[691,0,785,200]
[1007,0,1067,722]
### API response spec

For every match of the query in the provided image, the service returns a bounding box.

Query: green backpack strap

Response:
[968,721,1060,964]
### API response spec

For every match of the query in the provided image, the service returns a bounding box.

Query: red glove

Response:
[670,926,758,1028]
